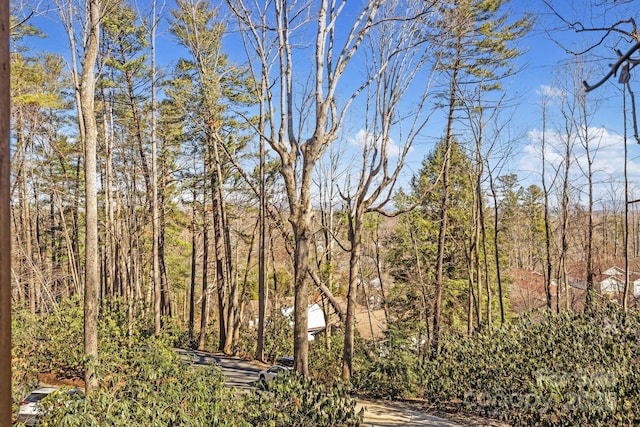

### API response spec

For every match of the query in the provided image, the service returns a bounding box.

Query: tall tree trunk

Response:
[623,86,630,311]
[292,217,311,376]
[223,213,237,353]
[216,154,238,353]
[212,174,227,352]
[159,173,171,316]
[466,199,479,335]
[17,111,36,315]
[489,176,504,325]
[188,188,197,342]
[60,0,84,298]
[580,84,595,311]
[206,134,237,354]
[434,66,457,350]
[480,196,492,330]
[198,212,210,351]
[473,150,483,330]
[561,137,571,312]
[255,125,266,361]
[474,208,483,329]
[342,211,362,380]
[541,100,553,311]
[80,0,101,394]
[238,218,258,347]
[101,86,115,300]
[150,0,161,335]
[72,158,81,295]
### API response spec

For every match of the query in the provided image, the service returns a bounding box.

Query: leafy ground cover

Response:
[12,297,362,426]
[15,294,640,426]
[355,303,640,426]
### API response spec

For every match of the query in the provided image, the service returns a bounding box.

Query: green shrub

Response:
[419,304,640,425]
[353,327,421,400]
[13,295,363,426]
[13,296,85,382]
[264,309,294,362]
[234,308,294,363]
[243,372,363,426]
[38,339,243,426]
[309,330,345,386]
[235,322,258,357]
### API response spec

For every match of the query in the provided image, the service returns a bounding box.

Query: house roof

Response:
[600,266,640,283]
[602,266,625,277]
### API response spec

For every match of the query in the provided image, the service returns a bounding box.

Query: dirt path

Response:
[356,399,462,426]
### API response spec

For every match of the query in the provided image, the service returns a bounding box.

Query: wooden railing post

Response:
[0,0,11,423]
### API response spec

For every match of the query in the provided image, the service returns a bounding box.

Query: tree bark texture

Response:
[80,0,101,394]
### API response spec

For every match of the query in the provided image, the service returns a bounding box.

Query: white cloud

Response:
[537,84,564,98]
[520,125,640,202]
[348,129,403,158]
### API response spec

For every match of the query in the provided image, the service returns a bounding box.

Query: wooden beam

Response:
[0,0,11,423]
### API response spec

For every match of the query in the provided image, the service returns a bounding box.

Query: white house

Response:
[599,275,624,293]
[281,303,327,341]
[634,278,640,298]
[598,266,640,295]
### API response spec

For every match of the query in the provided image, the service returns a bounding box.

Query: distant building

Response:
[633,275,640,298]
[598,266,640,296]
[281,303,327,340]
[599,275,624,294]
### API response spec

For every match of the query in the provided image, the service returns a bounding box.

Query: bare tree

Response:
[55,0,103,393]
[557,88,575,312]
[460,86,515,329]
[546,0,640,311]
[556,63,591,312]
[539,94,557,311]
[255,100,267,362]
[227,0,386,375]
[623,85,631,310]
[572,60,601,311]
[336,0,436,380]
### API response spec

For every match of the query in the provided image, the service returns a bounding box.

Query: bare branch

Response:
[583,40,640,91]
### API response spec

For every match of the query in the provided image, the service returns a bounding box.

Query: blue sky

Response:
[511,0,640,206]
[16,0,640,206]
